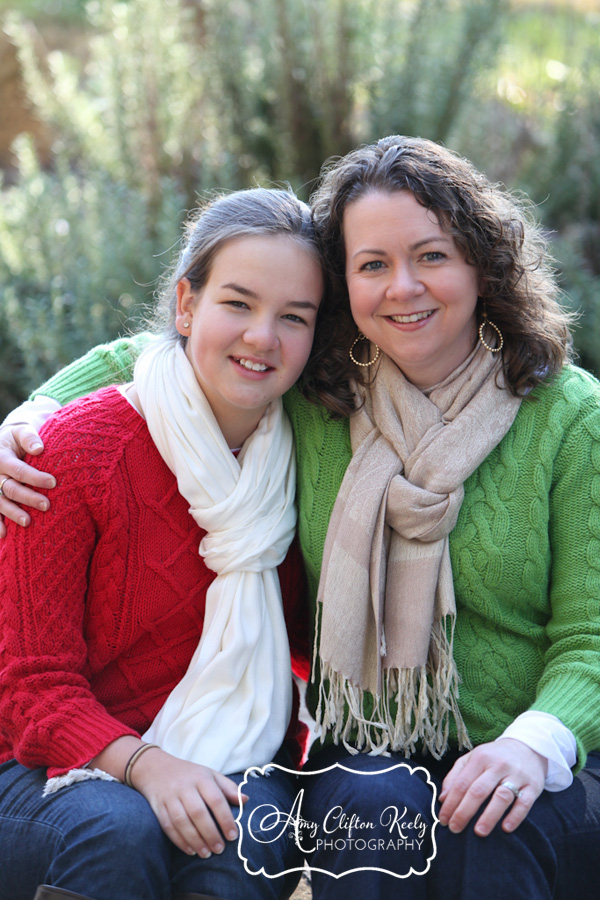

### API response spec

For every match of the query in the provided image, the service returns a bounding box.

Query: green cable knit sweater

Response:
[33,336,600,767]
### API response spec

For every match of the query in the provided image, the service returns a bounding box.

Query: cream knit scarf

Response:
[315,343,522,758]
[133,340,295,775]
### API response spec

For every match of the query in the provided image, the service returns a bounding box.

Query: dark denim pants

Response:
[300,745,600,900]
[0,757,303,900]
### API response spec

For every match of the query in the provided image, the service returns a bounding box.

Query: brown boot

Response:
[172,894,227,900]
[33,888,98,900]
[34,890,225,900]
[173,892,301,900]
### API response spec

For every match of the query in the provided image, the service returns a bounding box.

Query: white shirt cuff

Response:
[497,710,577,792]
[1,396,62,435]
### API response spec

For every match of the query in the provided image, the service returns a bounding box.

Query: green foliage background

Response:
[1,0,599,417]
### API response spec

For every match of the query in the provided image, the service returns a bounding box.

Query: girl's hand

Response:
[0,425,55,536]
[131,747,247,858]
[437,738,547,837]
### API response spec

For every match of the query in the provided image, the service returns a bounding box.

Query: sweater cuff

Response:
[43,712,140,778]
[30,334,154,406]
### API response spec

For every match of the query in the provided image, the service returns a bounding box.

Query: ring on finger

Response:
[499,780,522,800]
[0,477,9,498]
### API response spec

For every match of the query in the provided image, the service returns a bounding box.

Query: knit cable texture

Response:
[24,338,600,766]
[285,366,600,766]
[0,388,309,776]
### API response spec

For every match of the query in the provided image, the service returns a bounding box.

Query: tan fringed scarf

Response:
[314,343,522,758]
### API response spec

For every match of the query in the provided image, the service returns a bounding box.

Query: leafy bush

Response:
[0,0,515,416]
[0,136,183,390]
[0,0,218,415]
[0,0,599,419]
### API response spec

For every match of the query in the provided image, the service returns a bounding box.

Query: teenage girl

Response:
[0,188,326,900]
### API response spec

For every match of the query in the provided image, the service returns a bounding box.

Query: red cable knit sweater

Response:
[0,387,310,777]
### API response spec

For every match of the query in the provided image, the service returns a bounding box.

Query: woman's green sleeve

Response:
[30,333,157,406]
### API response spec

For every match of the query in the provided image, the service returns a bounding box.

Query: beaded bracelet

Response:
[124,743,160,788]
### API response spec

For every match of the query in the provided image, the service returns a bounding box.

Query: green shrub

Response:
[553,235,600,378]
[0,136,184,393]
[1,0,599,418]
[0,0,513,417]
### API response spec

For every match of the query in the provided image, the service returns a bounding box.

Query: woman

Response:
[0,186,329,900]
[3,138,600,898]
[287,136,600,898]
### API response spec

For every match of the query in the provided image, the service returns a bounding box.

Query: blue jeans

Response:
[0,757,302,900]
[300,745,600,900]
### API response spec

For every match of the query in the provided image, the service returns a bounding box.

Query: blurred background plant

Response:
[0,0,599,415]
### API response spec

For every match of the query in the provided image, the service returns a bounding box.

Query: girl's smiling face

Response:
[176,233,323,447]
[344,190,481,389]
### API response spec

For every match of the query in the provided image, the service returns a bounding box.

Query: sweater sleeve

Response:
[30,333,155,406]
[279,535,310,682]
[275,534,311,766]
[0,412,139,774]
[530,382,600,768]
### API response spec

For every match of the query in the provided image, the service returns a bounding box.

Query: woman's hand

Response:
[438,738,547,837]
[0,425,55,537]
[131,747,246,858]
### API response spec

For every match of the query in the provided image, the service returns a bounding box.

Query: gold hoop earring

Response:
[349,333,381,368]
[478,315,504,353]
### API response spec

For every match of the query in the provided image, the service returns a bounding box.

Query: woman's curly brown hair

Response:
[309,135,574,417]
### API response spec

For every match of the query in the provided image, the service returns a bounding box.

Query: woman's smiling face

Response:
[344,190,481,389]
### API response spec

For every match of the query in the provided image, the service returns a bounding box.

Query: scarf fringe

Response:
[312,345,520,760]
[314,616,472,759]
